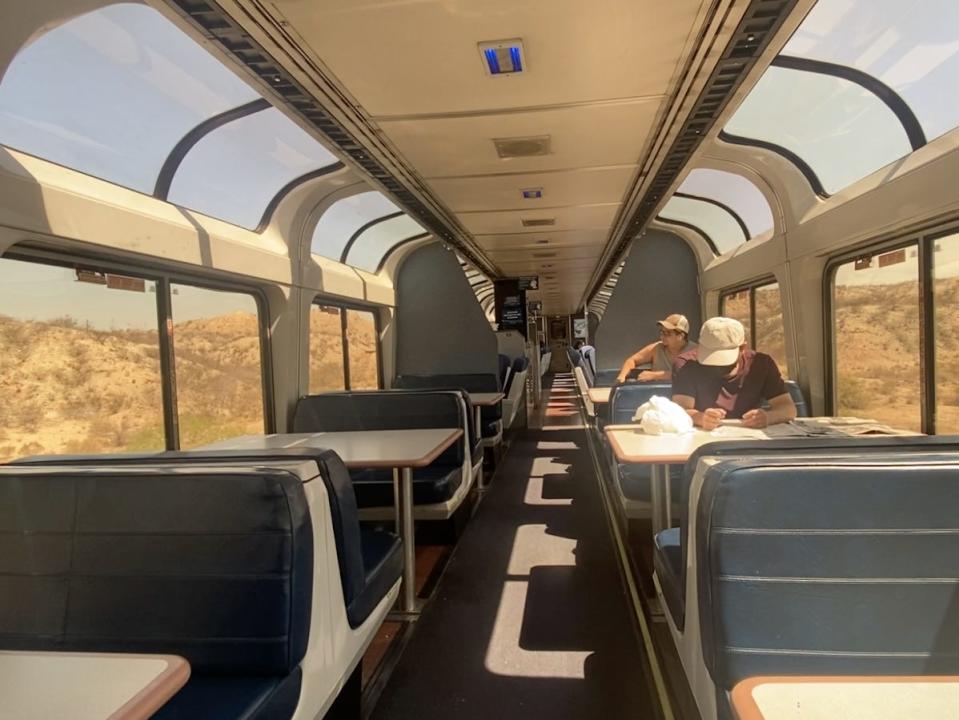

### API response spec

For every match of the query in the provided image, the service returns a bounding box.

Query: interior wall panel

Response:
[395,243,497,377]
[594,230,701,370]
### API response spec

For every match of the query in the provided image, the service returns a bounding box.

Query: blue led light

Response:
[484,48,501,74]
[508,46,523,72]
[522,189,542,199]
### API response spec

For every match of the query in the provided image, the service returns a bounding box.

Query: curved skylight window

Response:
[345,214,426,272]
[167,107,337,229]
[0,3,258,194]
[784,0,959,142]
[658,195,747,254]
[311,191,400,263]
[676,169,774,240]
[725,66,912,195]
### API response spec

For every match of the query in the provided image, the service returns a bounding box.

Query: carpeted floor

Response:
[370,377,657,719]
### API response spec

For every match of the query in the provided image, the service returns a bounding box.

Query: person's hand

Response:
[637,370,657,382]
[701,408,726,430]
[616,374,627,384]
[742,408,768,428]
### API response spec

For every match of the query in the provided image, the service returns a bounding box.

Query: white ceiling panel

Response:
[272,0,707,117]
[458,203,620,235]
[377,100,661,177]
[474,229,610,250]
[428,166,637,212]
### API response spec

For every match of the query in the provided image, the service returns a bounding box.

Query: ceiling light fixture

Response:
[478,39,526,76]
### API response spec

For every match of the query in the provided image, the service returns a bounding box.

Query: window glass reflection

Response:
[171,284,264,447]
[833,247,921,430]
[0,257,164,461]
[0,3,257,193]
[309,304,346,393]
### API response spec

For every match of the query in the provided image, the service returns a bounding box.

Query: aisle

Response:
[370,375,656,719]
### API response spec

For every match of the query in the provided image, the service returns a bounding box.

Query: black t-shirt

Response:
[672,349,787,418]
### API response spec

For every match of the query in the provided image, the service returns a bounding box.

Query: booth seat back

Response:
[608,382,673,425]
[581,346,597,375]
[0,465,312,675]
[395,373,502,422]
[665,436,959,632]
[697,452,959,692]
[14,448,382,630]
[761,379,808,416]
[294,390,467,467]
[593,369,622,387]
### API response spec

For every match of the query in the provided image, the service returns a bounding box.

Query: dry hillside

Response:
[0,309,377,462]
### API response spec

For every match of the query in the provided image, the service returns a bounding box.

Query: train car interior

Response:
[2,0,959,718]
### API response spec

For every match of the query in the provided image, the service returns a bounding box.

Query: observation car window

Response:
[167,107,338,230]
[720,289,752,347]
[0,3,258,195]
[676,168,774,241]
[0,257,164,462]
[754,283,787,377]
[170,284,265,447]
[659,195,745,254]
[345,309,381,390]
[832,247,921,432]
[724,66,912,195]
[309,304,347,393]
[311,191,400,264]
[933,234,959,433]
[344,214,426,272]
[784,0,959,143]
[721,282,788,377]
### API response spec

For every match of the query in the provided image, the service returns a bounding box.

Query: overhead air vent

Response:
[478,39,526,76]
[494,135,550,158]
[535,239,550,244]
[521,217,555,227]
[532,252,557,258]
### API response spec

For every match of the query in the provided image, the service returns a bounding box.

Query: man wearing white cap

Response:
[615,313,697,383]
[672,317,796,429]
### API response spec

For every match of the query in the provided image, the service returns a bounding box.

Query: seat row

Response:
[1,448,402,720]
[596,380,808,521]
[652,436,959,719]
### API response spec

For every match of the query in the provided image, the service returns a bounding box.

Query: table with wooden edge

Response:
[468,392,506,438]
[731,675,959,720]
[0,651,190,720]
[199,428,463,613]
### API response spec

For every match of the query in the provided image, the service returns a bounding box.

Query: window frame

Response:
[310,295,383,391]
[720,276,775,346]
[5,244,275,450]
[821,222,959,434]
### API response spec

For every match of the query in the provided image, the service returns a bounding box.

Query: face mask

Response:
[711,363,736,378]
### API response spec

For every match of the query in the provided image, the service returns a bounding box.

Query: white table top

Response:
[470,392,505,406]
[605,425,717,463]
[731,676,959,720]
[0,651,189,720]
[605,417,918,464]
[588,387,612,404]
[198,428,463,469]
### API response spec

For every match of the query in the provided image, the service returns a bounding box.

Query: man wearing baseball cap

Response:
[616,313,697,383]
[672,316,796,429]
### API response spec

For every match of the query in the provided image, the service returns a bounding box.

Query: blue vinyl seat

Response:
[655,436,959,633]
[294,390,473,509]
[394,373,503,440]
[693,450,959,710]
[0,464,317,720]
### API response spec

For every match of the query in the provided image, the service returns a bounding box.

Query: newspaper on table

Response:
[709,416,907,439]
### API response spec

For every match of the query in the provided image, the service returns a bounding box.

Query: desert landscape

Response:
[0,307,378,462]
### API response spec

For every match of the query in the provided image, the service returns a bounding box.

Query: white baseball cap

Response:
[656,313,689,334]
[697,317,746,366]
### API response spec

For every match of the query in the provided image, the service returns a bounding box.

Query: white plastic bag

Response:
[632,395,693,435]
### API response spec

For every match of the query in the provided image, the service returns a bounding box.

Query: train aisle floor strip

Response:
[368,375,660,719]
